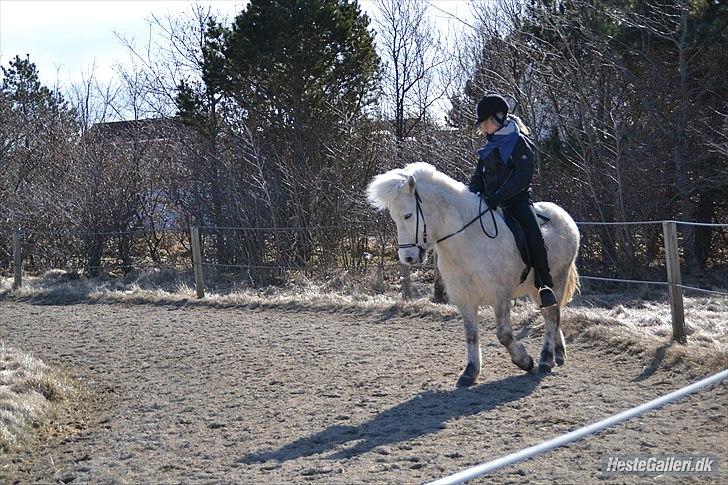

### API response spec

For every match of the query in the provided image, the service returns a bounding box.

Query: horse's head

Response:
[366,163,438,266]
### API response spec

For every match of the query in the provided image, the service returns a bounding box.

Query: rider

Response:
[468,94,558,308]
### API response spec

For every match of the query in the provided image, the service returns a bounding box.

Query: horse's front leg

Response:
[494,300,534,373]
[456,305,481,387]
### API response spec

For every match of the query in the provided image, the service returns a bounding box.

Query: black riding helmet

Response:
[475,94,509,126]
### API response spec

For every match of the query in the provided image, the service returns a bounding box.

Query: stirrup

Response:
[539,286,558,308]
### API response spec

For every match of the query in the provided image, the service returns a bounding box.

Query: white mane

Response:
[366,162,466,210]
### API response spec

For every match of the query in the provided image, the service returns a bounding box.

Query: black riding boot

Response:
[502,199,558,307]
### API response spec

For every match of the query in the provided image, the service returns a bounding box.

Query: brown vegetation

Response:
[1,1,725,289]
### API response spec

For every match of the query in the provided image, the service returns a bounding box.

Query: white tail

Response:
[560,261,580,307]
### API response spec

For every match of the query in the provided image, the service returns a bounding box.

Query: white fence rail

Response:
[428,369,728,485]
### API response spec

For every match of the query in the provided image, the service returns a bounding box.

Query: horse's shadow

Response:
[239,373,545,464]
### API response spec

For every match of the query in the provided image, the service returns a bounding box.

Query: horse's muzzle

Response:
[399,246,426,266]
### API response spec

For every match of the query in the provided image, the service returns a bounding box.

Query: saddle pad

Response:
[502,214,530,268]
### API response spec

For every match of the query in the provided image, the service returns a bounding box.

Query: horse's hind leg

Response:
[554,328,567,366]
[551,272,568,366]
[539,306,560,373]
[456,305,481,387]
[495,300,534,373]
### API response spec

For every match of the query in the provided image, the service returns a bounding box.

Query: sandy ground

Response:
[0,298,726,484]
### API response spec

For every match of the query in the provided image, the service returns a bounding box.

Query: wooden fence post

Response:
[12,230,21,289]
[190,226,205,299]
[663,221,686,343]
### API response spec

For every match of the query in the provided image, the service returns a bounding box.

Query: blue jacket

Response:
[468,133,536,205]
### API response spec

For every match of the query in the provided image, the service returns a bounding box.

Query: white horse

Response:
[367,162,580,386]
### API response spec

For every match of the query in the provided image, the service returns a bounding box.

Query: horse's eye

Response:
[404,213,412,220]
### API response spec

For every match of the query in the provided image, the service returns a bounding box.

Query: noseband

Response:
[397,189,498,258]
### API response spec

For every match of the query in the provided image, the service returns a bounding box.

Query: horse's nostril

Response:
[405,256,414,263]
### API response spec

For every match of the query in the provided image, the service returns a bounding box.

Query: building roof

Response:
[88,117,187,142]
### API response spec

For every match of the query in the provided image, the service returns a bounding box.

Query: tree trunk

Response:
[674,2,698,274]
[86,235,105,277]
[433,269,448,303]
[432,249,448,303]
[693,193,714,269]
[673,142,697,273]
[118,234,132,274]
[399,263,412,299]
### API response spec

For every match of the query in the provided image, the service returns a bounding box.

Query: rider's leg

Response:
[502,198,557,308]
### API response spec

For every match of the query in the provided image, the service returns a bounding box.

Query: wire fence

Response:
[573,220,727,297]
[2,218,726,342]
[2,219,726,296]
[576,220,728,227]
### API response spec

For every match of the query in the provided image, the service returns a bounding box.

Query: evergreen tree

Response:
[222,0,379,125]
[173,0,380,270]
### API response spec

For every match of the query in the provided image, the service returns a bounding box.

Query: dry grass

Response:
[2,269,727,374]
[0,344,75,451]
[1,269,462,320]
[562,308,728,375]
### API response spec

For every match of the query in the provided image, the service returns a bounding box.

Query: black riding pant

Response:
[502,194,554,289]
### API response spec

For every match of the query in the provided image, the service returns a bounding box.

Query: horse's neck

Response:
[428,183,498,242]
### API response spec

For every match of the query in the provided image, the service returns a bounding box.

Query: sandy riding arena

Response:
[1,294,727,483]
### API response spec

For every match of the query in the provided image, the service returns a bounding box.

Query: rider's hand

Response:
[485,195,499,210]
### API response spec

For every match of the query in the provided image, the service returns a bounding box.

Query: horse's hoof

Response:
[555,356,565,366]
[524,356,534,373]
[538,363,552,374]
[456,374,476,387]
[512,356,534,373]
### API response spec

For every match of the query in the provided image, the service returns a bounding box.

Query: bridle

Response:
[397,189,499,259]
[397,191,429,259]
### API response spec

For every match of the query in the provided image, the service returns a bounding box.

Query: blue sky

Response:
[1,0,472,85]
[1,0,472,121]
[0,1,246,88]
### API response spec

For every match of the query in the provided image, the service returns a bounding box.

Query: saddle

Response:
[501,211,550,284]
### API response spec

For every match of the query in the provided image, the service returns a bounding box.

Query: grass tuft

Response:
[0,344,74,451]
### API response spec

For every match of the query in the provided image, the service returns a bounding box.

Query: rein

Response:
[397,190,499,254]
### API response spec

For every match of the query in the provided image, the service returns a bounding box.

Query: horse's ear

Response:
[401,175,416,196]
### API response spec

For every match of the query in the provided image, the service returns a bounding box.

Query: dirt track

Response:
[1,298,726,483]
